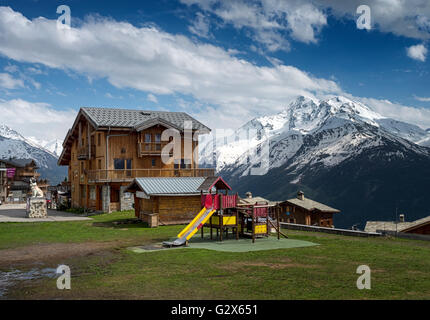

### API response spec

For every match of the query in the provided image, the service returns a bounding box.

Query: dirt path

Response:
[0,241,128,268]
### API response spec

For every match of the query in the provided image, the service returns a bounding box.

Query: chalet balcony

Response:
[19,172,41,178]
[138,142,170,157]
[87,168,216,183]
[77,145,96,160]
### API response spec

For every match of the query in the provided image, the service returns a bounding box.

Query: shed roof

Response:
[126,177,209,196]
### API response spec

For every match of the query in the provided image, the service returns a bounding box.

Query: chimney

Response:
[297,191,304,201]
[245,192,252,199]
[399,214,405,223]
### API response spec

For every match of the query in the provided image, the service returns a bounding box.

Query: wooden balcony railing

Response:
[138,142,170,156]
[77,145,96,160]
[87,168,216,182]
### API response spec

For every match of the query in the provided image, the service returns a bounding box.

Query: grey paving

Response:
[0,204,92,222]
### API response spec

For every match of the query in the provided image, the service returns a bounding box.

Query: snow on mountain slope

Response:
[211,96,430,176]
[27,137,62,156]
[0,124,66,184]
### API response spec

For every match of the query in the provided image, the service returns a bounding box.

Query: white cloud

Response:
[0,6,341,130]
[359,97,430,129]
[406,44,428,62]
[414,95,430,102]
[0,72,24,89]
[147,93,158,103]
[181,0,327,51]
[189,12,211,38]
[0,98,76,141]
[317,0,430,41]
[183,0,430,49]
[4,64,18,73]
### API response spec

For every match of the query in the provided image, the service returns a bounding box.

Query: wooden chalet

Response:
[0,158,42,203]
[58,107,214,212]
[278,191,340,227]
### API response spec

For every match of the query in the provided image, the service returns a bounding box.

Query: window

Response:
[114,159,132,171]
[98,159,102,169]
[151,158,156,167]
[126,159,132,169]
[144,133,152,151]
[174,159,191,169]
[155,133,161,151]
[97,133,101,146]
[124,192,132,199]
[114,158,125,170]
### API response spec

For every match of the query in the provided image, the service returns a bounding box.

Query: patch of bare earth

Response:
[0,241,127,268]
[219,257,317,271]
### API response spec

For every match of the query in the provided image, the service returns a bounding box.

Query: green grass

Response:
[1,211,429,299]
[0,210,181,249]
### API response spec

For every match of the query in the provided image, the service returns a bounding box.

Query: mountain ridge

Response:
[212,96,430,228]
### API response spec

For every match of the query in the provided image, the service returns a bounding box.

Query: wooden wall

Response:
[404,223,430,235]
[138,195,202,225]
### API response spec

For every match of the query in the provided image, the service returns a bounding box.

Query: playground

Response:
[161,176,291,248]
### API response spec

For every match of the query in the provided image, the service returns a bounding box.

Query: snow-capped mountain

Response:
[27,137,62,156]
[206,96,430,174]
[209,96,430,228]
[0,124,66,184]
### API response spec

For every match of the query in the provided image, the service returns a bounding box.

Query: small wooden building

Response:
[126,176,230,226]
[278,191,340,227]
[365,215,430,235]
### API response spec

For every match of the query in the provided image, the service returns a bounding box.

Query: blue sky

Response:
[0,0,429,142]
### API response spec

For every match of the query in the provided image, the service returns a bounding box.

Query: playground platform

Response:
[129,235,318,253]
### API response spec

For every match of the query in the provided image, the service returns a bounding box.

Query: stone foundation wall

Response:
[102,185,110,213]
[26,198,48,218]
[120,186,134,211]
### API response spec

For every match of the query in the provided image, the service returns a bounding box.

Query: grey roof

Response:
[129,177,208,196]
[238,196,278,207]
[365,215,430,233]
[0,158,36,168]
[81,107,210,132]
[364,221,412,233]
[284,197,340,213]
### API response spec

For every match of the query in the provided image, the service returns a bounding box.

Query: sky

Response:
[0,0,429,143]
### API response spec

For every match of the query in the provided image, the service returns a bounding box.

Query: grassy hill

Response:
[0,211,429,299]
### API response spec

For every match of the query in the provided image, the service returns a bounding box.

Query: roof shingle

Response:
[82,107,210,131]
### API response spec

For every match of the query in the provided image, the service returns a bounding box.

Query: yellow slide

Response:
[171,207,216,246]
